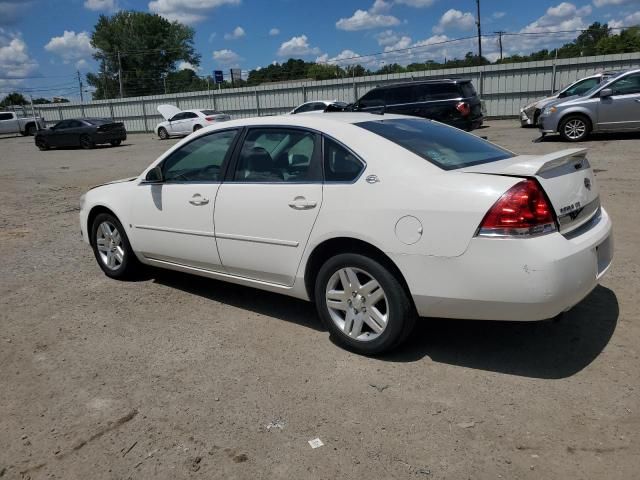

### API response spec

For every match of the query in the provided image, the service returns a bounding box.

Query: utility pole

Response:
[163,74,167,94]
[117,51,124,98]
[494,31,505,61]
[476,0,482,60]
[77,70,84,103]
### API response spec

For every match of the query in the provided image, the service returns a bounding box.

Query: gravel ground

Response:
[1,122,638,479]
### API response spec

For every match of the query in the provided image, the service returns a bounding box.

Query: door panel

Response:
[597,73,640,131]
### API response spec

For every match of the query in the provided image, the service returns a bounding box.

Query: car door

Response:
[596,72,640,131]
[128,129,240,270]
[181,111,199,133]
[214,127,323,285]
[0,112,17,134]
[167,112,186,135]
[49,120,71,146]
[65,119,86,146]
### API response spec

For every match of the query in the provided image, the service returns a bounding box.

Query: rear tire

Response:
[26,124,37,136]
[559,115,590,142]
[80,134,94,149]
[314,253,416,355]
[91,213,139,280]
[193,124,203,132]
[158,127,169,140]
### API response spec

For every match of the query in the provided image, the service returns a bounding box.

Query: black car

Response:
[35,118,127,150]
[352,79,483,130]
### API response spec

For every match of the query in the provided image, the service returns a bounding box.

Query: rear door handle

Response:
[288,196,317,210]
[189,193,209,206]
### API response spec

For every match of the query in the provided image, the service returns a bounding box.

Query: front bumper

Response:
[391,208,613,321]
[520,109,534,126]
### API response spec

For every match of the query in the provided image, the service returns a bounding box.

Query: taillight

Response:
[456,102,470,117]
[205,116,216,121]
[477,179,557,237]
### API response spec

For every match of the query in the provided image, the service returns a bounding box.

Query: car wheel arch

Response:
[87,205,120,246]
[303,236,412,304]
[557,110,593,133]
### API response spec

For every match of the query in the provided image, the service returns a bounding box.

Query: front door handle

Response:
[288,196,317,210]
[189,193,209,206]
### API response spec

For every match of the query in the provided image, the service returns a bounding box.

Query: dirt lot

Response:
[1,122,638,479]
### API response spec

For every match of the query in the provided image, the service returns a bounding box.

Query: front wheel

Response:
[91,213,139,279]
[80,134,94,149]
[314,253,416,355]
[559,115,590,142]
[35,137,49,151]
[158,127,169,140]
[110,139,122,147]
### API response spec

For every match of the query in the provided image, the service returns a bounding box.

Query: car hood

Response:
[523,94,558,111]
[157,104,181,120]
[545,94,583,110]
[90,176,137,190]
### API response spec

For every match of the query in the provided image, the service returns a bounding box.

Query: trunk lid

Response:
[462,148,599,234]
[157,104,182,121]
[206,114,230,122]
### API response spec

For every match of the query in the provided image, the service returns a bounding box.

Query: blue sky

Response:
[1,0,640,99]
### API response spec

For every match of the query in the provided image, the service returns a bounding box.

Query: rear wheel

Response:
[80,134,94,149]
[91,213,138,279]
[559,115,590,142]
[110,139,122,147]
[193,124,202,132]
[158,127,169,140]
[35,137,49,151]
[314,253,416,355]
[26,124,37,136]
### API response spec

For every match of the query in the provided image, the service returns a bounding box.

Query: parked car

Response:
[520,71,620,127]
[34,118,126,150]
[0,109,46,136]
[155,105,230,139]
[539,68,640,141]
[290,100,349,114]
[79,113,612,354]
[351,79,483,130]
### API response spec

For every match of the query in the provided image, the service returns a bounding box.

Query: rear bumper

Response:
[391,208,613,320]
[93,130,127,143]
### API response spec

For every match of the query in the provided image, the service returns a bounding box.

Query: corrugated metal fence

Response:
[34,52,640,132]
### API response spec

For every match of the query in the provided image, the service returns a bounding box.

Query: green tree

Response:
[32,97,51,104]
[0,92,27,107]
[87,11,200,99]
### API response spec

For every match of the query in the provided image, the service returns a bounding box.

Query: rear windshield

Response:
[357,118,512,170]
[459,82,476,98]
[200,110,222,115]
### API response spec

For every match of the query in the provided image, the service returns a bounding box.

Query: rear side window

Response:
[429,83,461,100]
[323,137,364,182]
[358,89,386,108]
[387,86,416,104]
[459,82,477,98]
[357,118,512,170]
[0,113,13,121]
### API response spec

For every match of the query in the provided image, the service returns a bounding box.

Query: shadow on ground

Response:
[150,268,618,379]
[539,131,640,143]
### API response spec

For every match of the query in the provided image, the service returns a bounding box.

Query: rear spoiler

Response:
[462,148,588,176]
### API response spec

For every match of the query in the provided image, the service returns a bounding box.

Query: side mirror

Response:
[558,92,566,98]
[600,88,613,98]
[145,166,163,183]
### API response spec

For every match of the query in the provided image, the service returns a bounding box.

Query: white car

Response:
[290,100,348,114]
[80,113,613,354]
[155,104,230,139]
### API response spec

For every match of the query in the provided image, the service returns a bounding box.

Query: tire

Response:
[26,124,36,136]
[35,137,49,151]
[193,124,203,132]
[314,253,416,355]
[533,109,541,127]
[91,213,139,280]
[110,139,122,147]
[158,127,169,140]
[80,134,95,149]
[559,115,590,142]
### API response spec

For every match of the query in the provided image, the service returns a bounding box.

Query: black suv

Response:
[352,79,483,130]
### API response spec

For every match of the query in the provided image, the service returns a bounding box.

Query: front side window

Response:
[233,128,320,182]
[170,113,186,121]
[357,118,512,171]
[162,129,238,182]
[54,120,71,129]
[323,137,364,182]
[294,103,312,114]
[609,73,640,95]
[183,112,199,119]
[68,120,83,128]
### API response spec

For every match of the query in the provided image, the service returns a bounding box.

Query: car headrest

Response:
[245,146,273,172]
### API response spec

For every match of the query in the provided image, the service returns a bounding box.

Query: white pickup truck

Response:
[0,110,47,136]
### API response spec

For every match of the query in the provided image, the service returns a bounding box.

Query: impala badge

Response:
[584,178,592,190]
[366,175,380,184]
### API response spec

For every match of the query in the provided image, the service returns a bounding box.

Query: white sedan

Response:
[289,100,348,114]
[155,104,230,139]
[80,113,613,354]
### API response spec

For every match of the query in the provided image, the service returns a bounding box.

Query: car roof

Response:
[374,79,469,89]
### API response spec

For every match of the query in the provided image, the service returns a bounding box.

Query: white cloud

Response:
[269,27,280,36]
[212,48,242,66]
[594,0,640,6]
[178,60,199,71]
[336,1,401,31]
[433,9,476,34]
[376,30,400,46]
[492,11,506,19]
[316,49,380,68]
[208,32,217,42]
[394,0,436,7]
[0,0,34,25]
[609,10,640,27]
[383,35,412,51]
[224,26,245,40]
[277,34,321,57]
[0,30,38,86]
[520,2,591,35]
[148,0,241,25]
[76,59,89,70]
[44,31,96,64]
[84,0,118,12]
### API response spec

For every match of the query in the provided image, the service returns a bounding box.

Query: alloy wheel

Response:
[563,119,586,140]
[95,221,125,270]
[325,267,389,342]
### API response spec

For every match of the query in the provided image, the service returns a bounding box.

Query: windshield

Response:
[582,71,626,97]
[200,110,222,115]
[356,118,513,170]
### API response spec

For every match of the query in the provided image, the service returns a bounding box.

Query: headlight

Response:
[543,106,557,115]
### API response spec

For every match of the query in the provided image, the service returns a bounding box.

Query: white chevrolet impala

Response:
[80,113,613,354]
